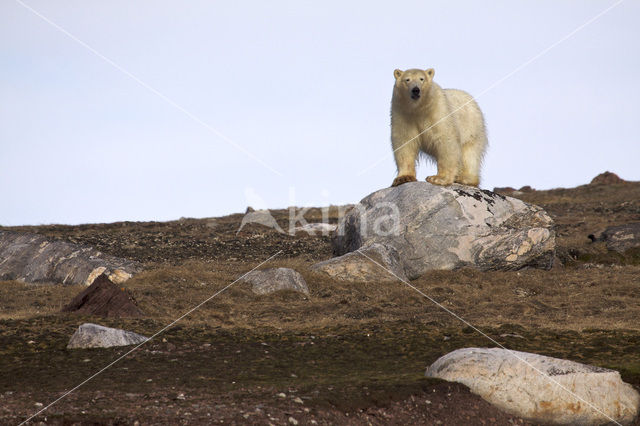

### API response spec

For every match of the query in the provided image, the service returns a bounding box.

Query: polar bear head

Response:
[393,68,435,101]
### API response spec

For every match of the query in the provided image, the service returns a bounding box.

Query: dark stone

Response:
[492,187,516,194]
[61,274,144,318]
[591,223,640,253]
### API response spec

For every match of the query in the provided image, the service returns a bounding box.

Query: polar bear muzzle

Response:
[411,87,421,100]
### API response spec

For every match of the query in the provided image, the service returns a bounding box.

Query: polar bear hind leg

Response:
[456,137,485,187]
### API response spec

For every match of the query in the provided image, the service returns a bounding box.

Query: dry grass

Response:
[0,281,85,320]
[3,259,638,334]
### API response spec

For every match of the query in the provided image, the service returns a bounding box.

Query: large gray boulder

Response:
[0,231,140,286]
[240,267,309,295]
[426,347,640,425]
[313,182,555,281]
[67,323,148,349]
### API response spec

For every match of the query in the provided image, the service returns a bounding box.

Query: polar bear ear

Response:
[426,68,435,78]
[394,69,403,79]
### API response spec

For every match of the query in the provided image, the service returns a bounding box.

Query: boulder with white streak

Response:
[0,231,140,286]
[426,347,640,425]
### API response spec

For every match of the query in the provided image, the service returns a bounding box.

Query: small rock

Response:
[176,393,186,400]
[240,268,309,296]
[67,323,148,349]
[492,187,516,194]
[293,397,304,404]
[237,210,284,234]
[288,417,298,425]
[34,402,43,407]
[589,223,640,253]
[277,392,286,398]
[499,333,524,339]
[294,223,337,235]
[426,347,640,425]
[311,243,407,282]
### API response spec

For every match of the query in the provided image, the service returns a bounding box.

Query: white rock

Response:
[294,223,337,235]
[67,323,148,349]
[426,347,640,425]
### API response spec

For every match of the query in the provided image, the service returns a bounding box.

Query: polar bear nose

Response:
[411,87,421,99]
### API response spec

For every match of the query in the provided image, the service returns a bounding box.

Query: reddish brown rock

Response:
[62,274,144,318]
[590,171,627,185]
[492,187,516,194]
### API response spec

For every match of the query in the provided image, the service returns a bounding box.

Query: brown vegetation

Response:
[1,179,639,424]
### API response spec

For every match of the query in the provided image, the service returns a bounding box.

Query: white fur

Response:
[390,68,488,187]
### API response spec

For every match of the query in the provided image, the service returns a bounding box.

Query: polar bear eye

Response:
[420,77,425,81]
[405,78,410,82]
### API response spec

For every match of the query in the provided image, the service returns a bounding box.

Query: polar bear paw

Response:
[426,175,454,186]
[391,175,417,187]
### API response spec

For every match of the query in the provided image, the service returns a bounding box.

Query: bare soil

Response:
[1,180,640,425]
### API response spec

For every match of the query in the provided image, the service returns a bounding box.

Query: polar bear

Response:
[390,68,487,187]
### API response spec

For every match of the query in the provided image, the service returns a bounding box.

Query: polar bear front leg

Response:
[391,127,419,187]
[391,143,419,187]
[426,143,460,186]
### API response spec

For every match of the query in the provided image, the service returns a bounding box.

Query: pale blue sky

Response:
[1,0,638,226]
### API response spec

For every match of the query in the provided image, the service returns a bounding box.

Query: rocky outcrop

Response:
[67,323,149,349]
[314,182,555,281]
[0,231,140,286]
[61,274,144,318]
[240,267,309,295]
[426,347,640,425]
[590,171,628,185]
